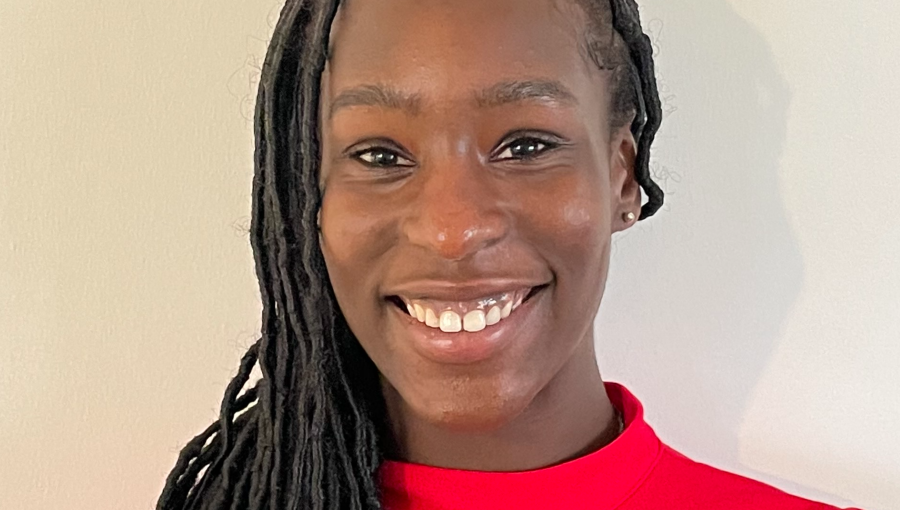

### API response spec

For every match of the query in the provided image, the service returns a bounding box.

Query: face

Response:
[318,0,640,432]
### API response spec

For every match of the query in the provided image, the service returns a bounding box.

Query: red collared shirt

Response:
[380,383,860,509]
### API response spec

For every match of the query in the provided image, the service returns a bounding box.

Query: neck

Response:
[381,335,619,471]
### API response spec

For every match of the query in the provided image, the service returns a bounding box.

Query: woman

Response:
[158,0,860,508]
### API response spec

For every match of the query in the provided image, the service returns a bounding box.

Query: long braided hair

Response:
[157,0,664,508]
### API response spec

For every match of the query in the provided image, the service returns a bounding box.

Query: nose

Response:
[402,156,508,261]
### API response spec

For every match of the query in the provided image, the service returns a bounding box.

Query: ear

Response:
[609,124,642,233]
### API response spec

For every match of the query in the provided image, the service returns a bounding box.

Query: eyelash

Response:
[350,145,415,168]
[349,133,564,169]
[494,135,562,162]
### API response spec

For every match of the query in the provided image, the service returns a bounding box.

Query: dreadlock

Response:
[156,0,664,509]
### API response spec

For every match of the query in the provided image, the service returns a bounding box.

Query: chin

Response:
[407,379,534,433]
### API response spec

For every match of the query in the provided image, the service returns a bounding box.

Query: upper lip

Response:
[384,278,548,301]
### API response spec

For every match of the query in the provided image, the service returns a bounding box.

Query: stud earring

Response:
[623,211,636,223]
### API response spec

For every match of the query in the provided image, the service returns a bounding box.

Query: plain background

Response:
[1,0,898,508]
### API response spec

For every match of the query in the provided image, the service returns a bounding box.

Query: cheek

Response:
[522,175,610,261]
[519,173,611,331]
[318,188,397,332]
[319,189,393,270]
[563,200,598,232]
[552,195,609,299]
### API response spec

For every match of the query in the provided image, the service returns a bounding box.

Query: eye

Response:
[351,147,415,168]
[493,135,561,161]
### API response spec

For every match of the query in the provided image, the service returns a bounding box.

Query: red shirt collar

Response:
[379,382,662,510]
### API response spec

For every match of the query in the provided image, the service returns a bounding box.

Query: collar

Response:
[379,382,662,510]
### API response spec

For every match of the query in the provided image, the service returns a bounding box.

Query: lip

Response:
[389,284,547,365]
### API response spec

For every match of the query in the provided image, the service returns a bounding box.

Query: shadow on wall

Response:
[595,0,849,505]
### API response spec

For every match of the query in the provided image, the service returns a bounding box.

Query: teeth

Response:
[425,308,439,327]
[485,306,501,326]
[398,286,538,332]
[463,310,486,332]
[439,311,462,332]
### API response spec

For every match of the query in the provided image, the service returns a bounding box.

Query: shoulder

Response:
[620,445,859,510]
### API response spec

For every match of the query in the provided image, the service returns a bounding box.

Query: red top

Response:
[380,383,860,510]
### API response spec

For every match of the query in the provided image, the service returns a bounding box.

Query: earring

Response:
[316,210,322,231]
[623,211,636,223]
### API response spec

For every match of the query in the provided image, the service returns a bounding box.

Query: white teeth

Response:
[399,286,538,332]
[439,310,462,332]
[485,306,501,326]
[463,310,486,332]
[413,304,425,322]
[425,308,439,327]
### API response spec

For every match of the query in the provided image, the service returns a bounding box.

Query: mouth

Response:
[386,283,549,365]
[387,284,548,332]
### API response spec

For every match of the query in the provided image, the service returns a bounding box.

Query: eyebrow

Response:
[328,79,578,119]
[474,79,578,109]
[328,84,422,119]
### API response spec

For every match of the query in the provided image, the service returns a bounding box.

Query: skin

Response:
[318,0,642,471]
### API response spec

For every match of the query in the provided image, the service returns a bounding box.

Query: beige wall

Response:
[1,1,897,509]
[0,1,272,507]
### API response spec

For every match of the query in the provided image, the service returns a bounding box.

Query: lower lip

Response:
[390,288,545,365]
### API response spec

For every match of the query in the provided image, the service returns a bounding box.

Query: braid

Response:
[157,1,383,509]
[157,1,663,509]
[578,0,665,220]
[608,0,665,220]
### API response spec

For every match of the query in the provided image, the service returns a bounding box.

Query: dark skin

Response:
[319,0,642,471]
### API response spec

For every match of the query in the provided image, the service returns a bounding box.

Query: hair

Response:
[156,0,664,509]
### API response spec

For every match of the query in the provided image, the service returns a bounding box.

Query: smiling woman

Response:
[155,1,858,509]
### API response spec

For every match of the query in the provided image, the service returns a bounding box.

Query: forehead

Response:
[324,0,600,106]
